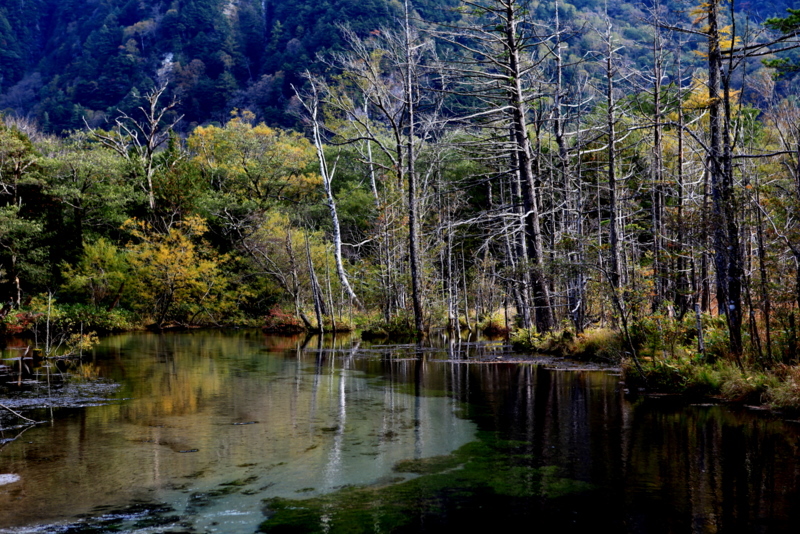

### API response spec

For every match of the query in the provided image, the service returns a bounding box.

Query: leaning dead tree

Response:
[293,74,362,309]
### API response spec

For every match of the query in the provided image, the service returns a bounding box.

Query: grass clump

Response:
[511,327,623,362]
[508,310,800,412]
[478,312,510,337]
[361,314,419,341]
[755,365,800,410]
[630,358,742,397]
[627,356,800,411]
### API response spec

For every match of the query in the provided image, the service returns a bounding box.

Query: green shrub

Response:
[510,327,544,352]
[637,359,689,391]
[55,303,139,332]
[685,363,724,395]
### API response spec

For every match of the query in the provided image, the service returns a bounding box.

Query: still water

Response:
[0,330,798,533]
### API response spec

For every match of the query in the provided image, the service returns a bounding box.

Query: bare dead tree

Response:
[88,84,182,215]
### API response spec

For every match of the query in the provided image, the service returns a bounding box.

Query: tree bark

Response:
[296,77,362,309]
[504,0,554,332]
[404,0,425,337]
[706,0,743,361]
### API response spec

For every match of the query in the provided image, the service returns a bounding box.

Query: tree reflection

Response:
[1,331,799,532]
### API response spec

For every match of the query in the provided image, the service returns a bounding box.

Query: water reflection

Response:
[0,331,798,533]
[444,364,800,533]
[0,331,476,532]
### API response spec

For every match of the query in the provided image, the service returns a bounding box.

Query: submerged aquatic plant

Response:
[259,434,593,533]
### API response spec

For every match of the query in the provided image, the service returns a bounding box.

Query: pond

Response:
[0,330,799,533]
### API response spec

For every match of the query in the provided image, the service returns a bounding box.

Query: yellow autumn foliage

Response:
[188,111,321,205]
[243,209,337,310]
[125,216,238,326]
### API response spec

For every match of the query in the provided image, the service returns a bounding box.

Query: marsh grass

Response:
[509,312,800,412]
[511,327,623,362]
[478,312,510,337]
[624,356,800,411]
[361,314,419,340]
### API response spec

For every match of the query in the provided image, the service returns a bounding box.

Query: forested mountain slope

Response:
[0,0,459,131]
[0,0,794,132]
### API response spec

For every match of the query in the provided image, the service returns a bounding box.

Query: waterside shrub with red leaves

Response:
[263,308,305,334]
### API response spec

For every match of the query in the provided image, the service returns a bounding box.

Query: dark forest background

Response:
[1,0,794,132]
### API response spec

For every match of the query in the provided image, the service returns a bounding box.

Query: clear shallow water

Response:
[0,332,477,532]
[0,330,799,533]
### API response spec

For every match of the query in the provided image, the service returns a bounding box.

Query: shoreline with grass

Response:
[4,297,799,414]
[511,321,800,414]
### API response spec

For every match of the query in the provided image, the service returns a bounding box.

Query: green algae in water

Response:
[259,433,593,533]
[392,454,463,475]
